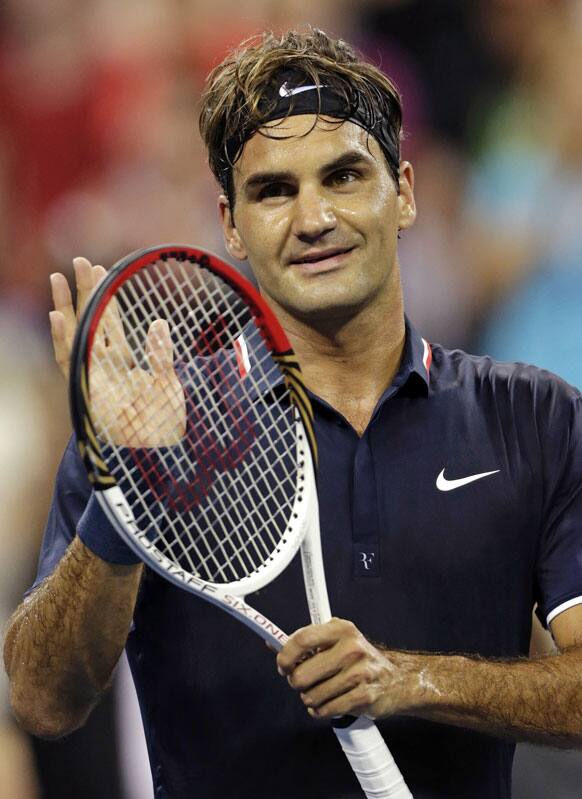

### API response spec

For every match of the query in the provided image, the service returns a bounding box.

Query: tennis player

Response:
[5,29,582,798]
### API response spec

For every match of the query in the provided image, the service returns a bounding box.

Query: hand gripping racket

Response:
[69,244,412,799]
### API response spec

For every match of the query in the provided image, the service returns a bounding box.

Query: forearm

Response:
[279,618,582,749]
[388,646,582,748]
[3,536,142,738]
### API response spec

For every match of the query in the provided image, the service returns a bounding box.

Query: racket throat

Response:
[222,594,288,650]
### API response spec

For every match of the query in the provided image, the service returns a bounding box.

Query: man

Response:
[4,28,582,799]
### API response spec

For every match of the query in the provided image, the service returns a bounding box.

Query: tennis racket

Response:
[69,244,412,799]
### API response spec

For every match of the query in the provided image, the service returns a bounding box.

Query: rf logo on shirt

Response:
[359,552,376,570]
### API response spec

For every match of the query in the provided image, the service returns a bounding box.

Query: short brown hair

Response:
[198,28,403,207]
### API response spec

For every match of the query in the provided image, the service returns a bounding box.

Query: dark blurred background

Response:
[2,1,582,796]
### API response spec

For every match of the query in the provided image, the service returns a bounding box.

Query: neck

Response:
[267,270,406,432]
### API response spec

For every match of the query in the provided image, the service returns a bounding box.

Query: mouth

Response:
[288,246,355,272]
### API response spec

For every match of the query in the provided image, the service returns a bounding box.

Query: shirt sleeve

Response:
[24,435,92,597]
[535,388,582,627]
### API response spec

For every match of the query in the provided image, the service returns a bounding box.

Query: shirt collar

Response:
[392,316,432,398]
[242,315,431,401]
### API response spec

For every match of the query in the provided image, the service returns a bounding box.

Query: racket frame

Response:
[70,245,321,645]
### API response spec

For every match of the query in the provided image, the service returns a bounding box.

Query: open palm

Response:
[50,258,186,448]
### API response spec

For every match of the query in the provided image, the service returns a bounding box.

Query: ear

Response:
[218,195,248,261]
[397,161,417,231]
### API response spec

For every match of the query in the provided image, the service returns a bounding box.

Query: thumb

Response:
[146,319,174,377]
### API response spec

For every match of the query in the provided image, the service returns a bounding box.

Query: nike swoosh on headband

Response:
[279,82,326,98]
[436,468,500,492]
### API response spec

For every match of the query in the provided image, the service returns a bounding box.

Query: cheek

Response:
[237,224,281,285]
[369,191,399,227]
[244,226,292,287]
[342,182,398,229]
[240,208,288,252]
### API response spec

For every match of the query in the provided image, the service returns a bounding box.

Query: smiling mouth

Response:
[290,247,355,266]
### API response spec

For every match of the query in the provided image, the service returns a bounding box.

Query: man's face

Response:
[220,115,415,324]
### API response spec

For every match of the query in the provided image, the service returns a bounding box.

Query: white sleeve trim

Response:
[546,596,582,627]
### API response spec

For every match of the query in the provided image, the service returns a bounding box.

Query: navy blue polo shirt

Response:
[29,319,582,799]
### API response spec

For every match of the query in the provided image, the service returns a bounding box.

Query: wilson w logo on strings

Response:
[131,327,258,514]
[131,391,257,514]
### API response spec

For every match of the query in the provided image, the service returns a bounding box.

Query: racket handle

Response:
[333,716,413,798]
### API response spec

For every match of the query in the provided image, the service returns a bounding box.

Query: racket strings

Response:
[105,397,296,584]
[88,257,300,584]
[112,377,299,577]
[119,266,277,448]
[96,377,295,585]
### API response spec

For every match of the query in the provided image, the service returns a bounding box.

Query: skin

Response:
[221,115,582,747]
[4,537,143,738]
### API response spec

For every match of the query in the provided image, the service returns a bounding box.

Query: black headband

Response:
[219,68,401,196]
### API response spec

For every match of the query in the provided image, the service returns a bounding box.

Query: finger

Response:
[100,284,133,365]
[306,683,374,720]
[277,619,347,675]
[299,662,367,711]
[90,265,121,359]
[49,310,70,381]
[73,257,98,320]
[50,272,76,341]
[92,264,107,285]
[147,319,174,377]
[285,645,344,692]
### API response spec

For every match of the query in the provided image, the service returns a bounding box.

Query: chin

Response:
[280,296,367,324]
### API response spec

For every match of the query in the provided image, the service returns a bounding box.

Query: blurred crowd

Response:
[2,0,582,796]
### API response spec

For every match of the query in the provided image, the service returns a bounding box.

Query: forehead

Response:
[233,115,384,182]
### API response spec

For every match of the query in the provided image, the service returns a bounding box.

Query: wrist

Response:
[77,493,141,565]
[380,650,462,716]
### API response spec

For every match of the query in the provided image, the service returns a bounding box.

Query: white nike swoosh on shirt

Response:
[436,468,500,492]
[279,82,323,97]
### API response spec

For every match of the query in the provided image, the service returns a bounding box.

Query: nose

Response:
[292,184,337,243]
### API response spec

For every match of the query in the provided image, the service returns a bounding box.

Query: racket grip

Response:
[333,716,413,798]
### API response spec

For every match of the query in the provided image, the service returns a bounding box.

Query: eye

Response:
[328,169,360,187]
[258,182,294,200]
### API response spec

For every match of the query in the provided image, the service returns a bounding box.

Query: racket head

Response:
[69,244,317,597]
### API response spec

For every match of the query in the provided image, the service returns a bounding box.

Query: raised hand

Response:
[49,258,185,447]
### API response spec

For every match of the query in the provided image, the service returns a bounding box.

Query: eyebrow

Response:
[242,149,374,195]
